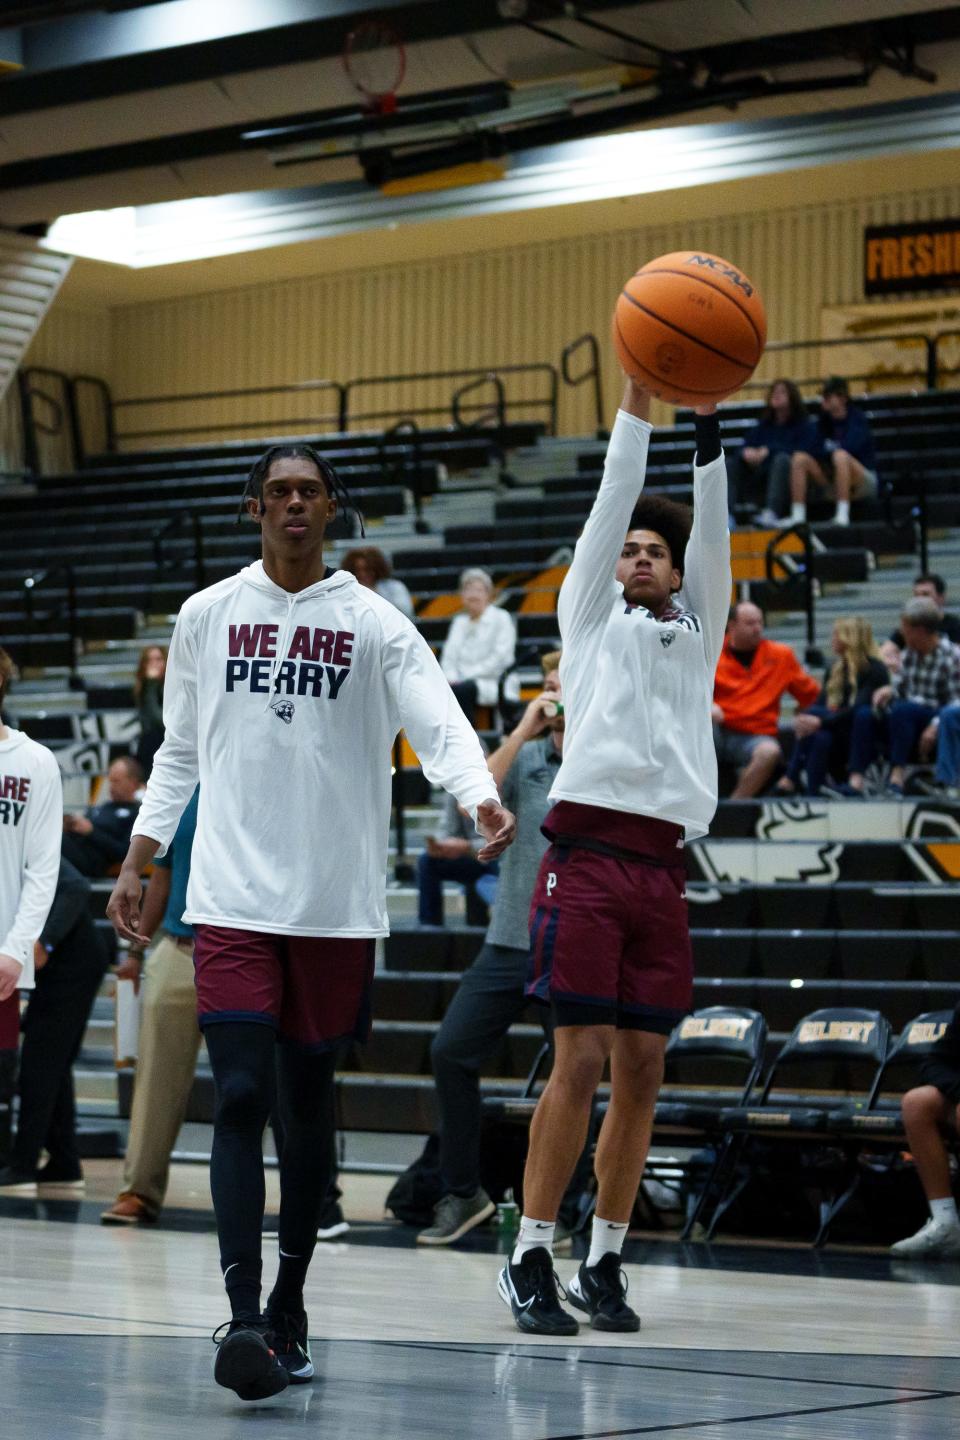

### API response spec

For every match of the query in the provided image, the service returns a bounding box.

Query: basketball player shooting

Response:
[106,446,515,1401]
[498,373,730,1335]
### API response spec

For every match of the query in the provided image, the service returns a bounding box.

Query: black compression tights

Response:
[204,1022,337,1318]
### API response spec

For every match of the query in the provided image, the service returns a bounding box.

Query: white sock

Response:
[834,500,850,525]
[930,1197,960,1228]
[790,501,806,523]
[512,1216,554,1264]
[586,1217,629,1268]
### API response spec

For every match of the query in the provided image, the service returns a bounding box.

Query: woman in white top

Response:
[440,567,517,722]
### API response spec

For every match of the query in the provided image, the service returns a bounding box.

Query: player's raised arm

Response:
[678,405,733,672]
[557,377,652,643]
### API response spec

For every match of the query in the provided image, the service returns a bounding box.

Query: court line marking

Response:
[537,1389,960,1440]
[378,1340,959,1394]
[0,1304,208,1332]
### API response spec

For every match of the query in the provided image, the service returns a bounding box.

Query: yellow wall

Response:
[36,157,960,441]
[25,301,113,380]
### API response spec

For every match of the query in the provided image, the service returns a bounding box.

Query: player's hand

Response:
[116,949,144,995]
[426,837,473,860]
[793,713,822,738]
[475,800,516,861]
[0,952,23,1003]
[106,866,145,945]
[711,702,725,725]
[514,692,557,740]
[694,403,717,416]
[619,377,651,423]
[872,685,894,710]
[34,939,49,973]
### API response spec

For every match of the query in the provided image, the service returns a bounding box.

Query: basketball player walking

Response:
[498,374,729,1334]
[107,447,515,1400]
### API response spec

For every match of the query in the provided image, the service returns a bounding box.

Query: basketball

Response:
[612,250,767,406]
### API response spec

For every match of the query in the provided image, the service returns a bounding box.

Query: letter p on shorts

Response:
[546,872,558,897]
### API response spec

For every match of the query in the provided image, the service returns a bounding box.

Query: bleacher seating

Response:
[3,386,960,1243]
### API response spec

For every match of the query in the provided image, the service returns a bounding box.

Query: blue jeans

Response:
[417,851,497,926]
[848,700,938,775]
[935,704,960,785]
[785,705,852,795]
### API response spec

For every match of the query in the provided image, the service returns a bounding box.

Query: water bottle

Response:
[496,1188,520,1237]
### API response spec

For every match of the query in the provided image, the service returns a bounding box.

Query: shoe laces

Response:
[266,1309,305,1348]
[525,1255,566,1302]
[590,1253,629,1302]
[211,1314,272,1348]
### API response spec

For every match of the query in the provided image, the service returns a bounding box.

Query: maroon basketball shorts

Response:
[193,924,375,1051]
[0,991,19,1051]
[526,826,692,1033]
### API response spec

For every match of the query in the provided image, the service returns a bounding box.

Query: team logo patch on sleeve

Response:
[659,631,676,649]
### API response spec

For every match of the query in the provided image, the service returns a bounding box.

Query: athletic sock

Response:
[834,500,850,524]
[930,1197,960,1228]
[269,1246,314,1316]
[223,1260,263,1322]
[586,1217,629,1268]
[790,501,806,524]
[512,1216,555,1263]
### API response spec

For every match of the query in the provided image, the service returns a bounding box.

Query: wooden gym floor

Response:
[1,1161,959,1439]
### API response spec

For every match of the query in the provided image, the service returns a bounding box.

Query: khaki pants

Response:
[122,932,200,1212]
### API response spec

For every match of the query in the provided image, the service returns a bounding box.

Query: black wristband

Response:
[694,412,722,466]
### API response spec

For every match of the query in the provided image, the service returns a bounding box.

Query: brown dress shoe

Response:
[100,1192,158,1225]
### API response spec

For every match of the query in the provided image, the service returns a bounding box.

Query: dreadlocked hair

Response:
[629,494,693,580]
[238,443,365,536]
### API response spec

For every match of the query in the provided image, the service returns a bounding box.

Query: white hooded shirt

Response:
[132,562,500,937]
[0,728,63,988]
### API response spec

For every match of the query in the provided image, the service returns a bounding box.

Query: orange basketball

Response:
[612,250,766,406]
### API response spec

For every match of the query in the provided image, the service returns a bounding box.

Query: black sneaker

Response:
[0,1165,38,1195]
[36,1159,85,1192]
[317,1197,349,1241]
[264,1307,314,1383]
[212,1316,289,1401]
[567,1253,641,1332]
[497,1246,579,1336]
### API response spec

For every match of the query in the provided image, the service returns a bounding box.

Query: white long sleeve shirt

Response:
[0,728,63,988]
[549,410,731,839]
[131,562,500,937]
[440,606,517,707]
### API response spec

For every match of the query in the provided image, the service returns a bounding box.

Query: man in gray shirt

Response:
[418,653,564,1246]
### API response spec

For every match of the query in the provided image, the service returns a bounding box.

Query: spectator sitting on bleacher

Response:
[61,756,143,879]
[418,789,498,929]
[341,545,415,620]
[778,618,888,797]
[440,568,517,723]
[788,376,879,528]
[890,573,960,648]
[890,1004,960,1259]
[843,598,960,798]
[134,644,166,779]
[713,602,821,798]
[726,379,810,528]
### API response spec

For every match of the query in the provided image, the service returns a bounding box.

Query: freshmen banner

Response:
[865,220,960,295]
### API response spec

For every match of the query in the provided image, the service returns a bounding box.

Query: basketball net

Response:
[343,20,405,118]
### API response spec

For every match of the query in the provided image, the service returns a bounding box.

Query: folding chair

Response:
[701,1007,891,1245]
[648,1007,768,1240]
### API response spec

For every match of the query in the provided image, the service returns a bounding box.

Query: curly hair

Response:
[238,444,364,535]
[628,495,693,580]
[342,546,392,583]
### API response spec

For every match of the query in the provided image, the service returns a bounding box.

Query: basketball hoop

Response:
[342,19,406,116]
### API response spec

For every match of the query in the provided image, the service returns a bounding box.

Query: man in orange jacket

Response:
[713,602,821,798]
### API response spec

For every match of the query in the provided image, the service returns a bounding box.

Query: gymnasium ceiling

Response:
[2,0,960,265]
